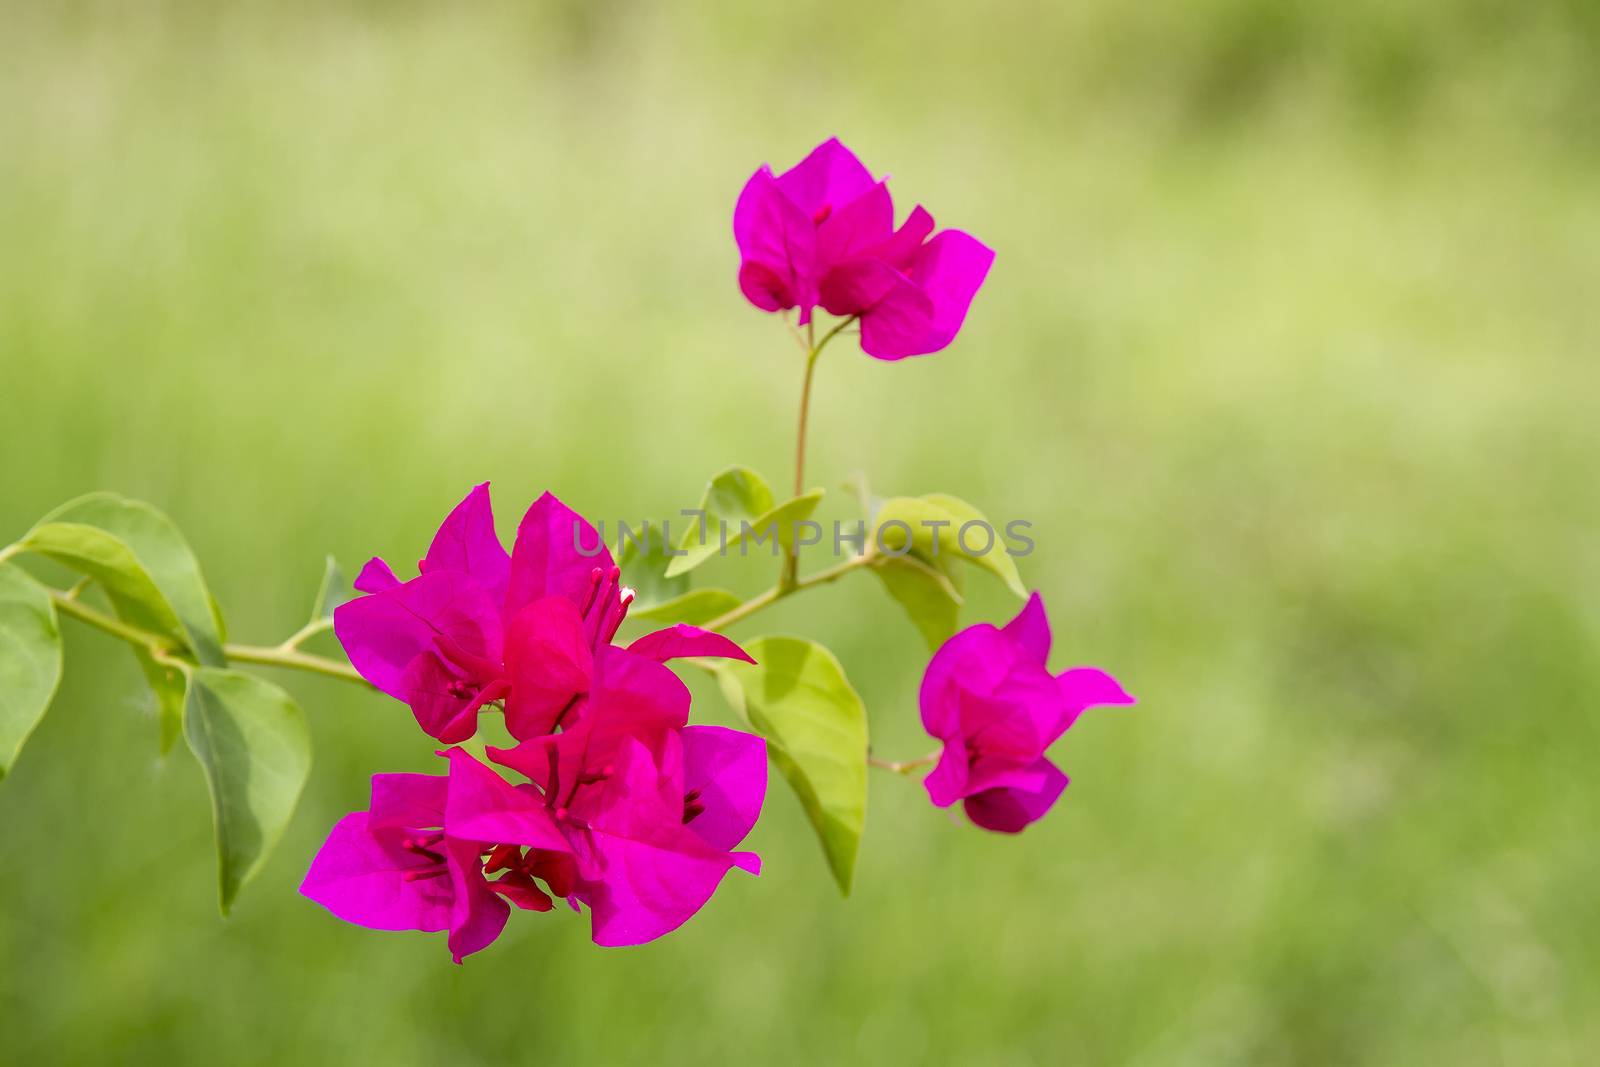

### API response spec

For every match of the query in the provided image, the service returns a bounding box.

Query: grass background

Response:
[2,2,1597,1063]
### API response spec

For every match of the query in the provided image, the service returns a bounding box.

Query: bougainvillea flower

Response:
[300,755,569,966]
[489,647,766,946]
[817,227,995,360]
[920,593,1133,833]
[734,137,994,359]
[336,484,749,743]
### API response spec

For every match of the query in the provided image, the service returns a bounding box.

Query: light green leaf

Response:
[630,587,743,627]
[309,555,355,625]
[872,493,1027,598]
[0,562,64,780]
[872,554,964,651]
[21,494,227,750]
[184,667,312,914]
[763,490,826,551]
[713,636,867,895]
[669,467,819,577]
[27,493,227,665]
[617,524,688,610]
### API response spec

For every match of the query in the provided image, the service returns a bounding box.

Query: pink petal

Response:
[904,229,995,351]
[961,757,1069,834]
[423,482,510,607]
[680,726,766,851]
[353,557,401,594]
[627,625,754,665]
[502,597,593,741]
[856,271,939,360]
[333,571,503,702]
[400,653,505,743]
[367,772,446,830]
[858,230,994,360]
[963,672,1063,760]
[818,257,909,319]
[491,869,554,912]
[505,492,615,617]
[580,830,748,947]
[587,646,692,736]
[1056,667,1136,733]
[921,742,967,808]
[815,181,894,269]
[773,138,877,220]
[1001,592,1052,666]
[734,167,816,314]
[870,204,935,269]
[299,813,453,933]
[441,748,570,852]
[919,623,1017,739]
[445,836,509,963]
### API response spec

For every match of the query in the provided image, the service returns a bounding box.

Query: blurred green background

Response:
[3,2,1597,1063]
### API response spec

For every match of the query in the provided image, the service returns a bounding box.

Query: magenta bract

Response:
[734,137,994,359]
[310,485,767,957]
[920,593,1134,833]
[333,484,749,743]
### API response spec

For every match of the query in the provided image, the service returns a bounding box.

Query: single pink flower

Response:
[734,137,994,359]
[920,593,1133,833]
[299,752,568,963]
[489,646,766,947]
[335,484,750,743]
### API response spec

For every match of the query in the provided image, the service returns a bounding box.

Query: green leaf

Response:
[630,587,743,627]
[872,554,964,651]
[617,524,688,610]
[183,667,312,914]
[872,493,1027,598]
[712,636,867,895]
[309,555,355,624]
[20,493,228,750]
[0,562,64,780]
[668,468,823,578]
[26,493,227,665]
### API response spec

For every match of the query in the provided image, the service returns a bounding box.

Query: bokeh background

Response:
[3,2,1597,1063]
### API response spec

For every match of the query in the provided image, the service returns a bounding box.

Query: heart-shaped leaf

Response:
[20,498,226,751]
[872,493,1027,598]
[872,554,964,651]
[668,468,823,578]
[0,562,63,780]
[184,667,312,914]
[713,636,866,895]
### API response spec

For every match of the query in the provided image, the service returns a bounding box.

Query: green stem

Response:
[224,643,368,686]
[0,544,20,567]
[867,752,939,775]
[48,590,370,688]
[279,617,334,652]
[51,591,175,652]
[703,551,873,633]
[781,314,857,590]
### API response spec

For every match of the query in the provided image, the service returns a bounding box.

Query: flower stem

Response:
[703,551,873,633]
[51,590,174,652]
[782,315,858,590]
[224,643,368,685]
[48,589,370,688]
[792,346,820,501]
[278,617,334,652]
[867,752,939,775]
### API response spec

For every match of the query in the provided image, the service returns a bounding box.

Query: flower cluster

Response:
[300,485,766,958]
[920,594,1134,833]
[735,137,995,360]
